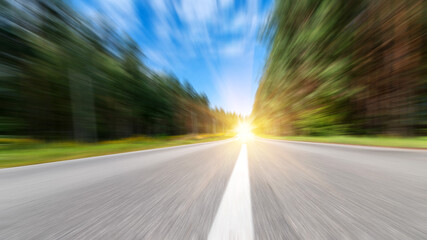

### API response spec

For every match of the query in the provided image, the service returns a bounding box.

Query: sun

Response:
[236,122,254,142]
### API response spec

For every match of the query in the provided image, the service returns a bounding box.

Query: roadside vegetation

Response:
[0,0,240,168]
[252,0,426,137]
[0,1,242,168]
[260,135,427,149]
[1,1,240,142]
[0,133,235,168]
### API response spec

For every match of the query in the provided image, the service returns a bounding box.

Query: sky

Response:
[70,0,273,116]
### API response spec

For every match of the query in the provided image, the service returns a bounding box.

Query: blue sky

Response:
[70,0,273,115]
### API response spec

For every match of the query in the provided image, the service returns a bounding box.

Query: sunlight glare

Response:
[236,122,254,142]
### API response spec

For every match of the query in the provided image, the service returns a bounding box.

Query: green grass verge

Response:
[260,135,427,149]
[0,133,235,168]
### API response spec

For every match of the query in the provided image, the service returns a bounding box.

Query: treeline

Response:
[252,0,426,136]
[0,0,238,141]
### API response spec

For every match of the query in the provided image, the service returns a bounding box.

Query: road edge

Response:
[0,137,238,171]
[256,136,427,152]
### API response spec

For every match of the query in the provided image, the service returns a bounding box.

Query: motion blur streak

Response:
[252,0,426,136]
[248,139,427,239]
[0,0,240,142]
[0,140,241,239]
[1,138,426,239]
[1,0,427,240]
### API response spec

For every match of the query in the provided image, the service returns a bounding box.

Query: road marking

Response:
[208,144,253,240]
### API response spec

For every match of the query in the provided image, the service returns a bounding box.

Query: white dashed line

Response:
[208,144,253,240]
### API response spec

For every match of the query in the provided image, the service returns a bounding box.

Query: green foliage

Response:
[0,0,239,141]
[0,133,235,168]
[253,0,425,136]
[261,135,427,149]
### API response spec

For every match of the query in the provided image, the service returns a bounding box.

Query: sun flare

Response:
[236,122,254,142]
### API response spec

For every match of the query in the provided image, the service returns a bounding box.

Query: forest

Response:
[2,0,426,142]
[0,0,239,142]
[252,0,426,136]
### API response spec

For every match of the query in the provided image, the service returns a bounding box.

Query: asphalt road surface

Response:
[1,137,426,239]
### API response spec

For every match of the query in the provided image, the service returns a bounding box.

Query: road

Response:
[1,137,426,239]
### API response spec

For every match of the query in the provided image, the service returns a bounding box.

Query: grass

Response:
[0,133,235,168]
[259,135,427,149]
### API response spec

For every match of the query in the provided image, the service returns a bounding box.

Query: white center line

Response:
[208,144,253,240]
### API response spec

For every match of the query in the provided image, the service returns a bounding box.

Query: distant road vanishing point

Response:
[1,137,426,239]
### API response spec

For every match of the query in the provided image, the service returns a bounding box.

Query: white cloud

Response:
[95,0,140,32]
[149,0,168,13]
[77,2,101,23]
[144,0,265,115]
[221,40,246,57]
[82,0,269,115]
[144,49,171,69]
[175,0,217,22]
[229,11,247,31]
[219,0,233,9]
